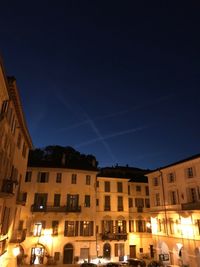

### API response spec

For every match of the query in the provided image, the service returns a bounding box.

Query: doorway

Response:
[31,246,45,264]
[103,243,111,259]
[63,243,73,264]
[130,245,136,258]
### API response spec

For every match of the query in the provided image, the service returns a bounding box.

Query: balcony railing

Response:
[10,229,27,243]
[104,206,111,211]
[0,179,16,198]
[181,201,200,210]
[31,204,81,212]
[101,232,127,241]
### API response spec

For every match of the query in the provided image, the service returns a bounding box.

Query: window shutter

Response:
[80,221,83,236]
[90,221,94,236]
[75,221,79,236]
[122,220,126,232]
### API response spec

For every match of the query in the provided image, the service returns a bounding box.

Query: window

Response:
[37,172,49,183]
[118,196,123,211]
[64,221,78,236]
[145,186,149,196]
[169,191,177,205]
[196,220,200,235]
[117,182,123,193]
[85,195,90,207]
[52,221,59,235]
[104,196,111,211]
[1,100,9,114]
[115,243,124,257]
[136,220,145,232]
[96,181,99,187]
[56,173,62,183]
[104,181,110,192]
[128,185,130,195]
[102,220,113,233]
[116,220,126,233]
[86,175,91,185]
[136,185,141,192]
[128,198,133,208]
[22,142,27,158]
[34,193,48,209]
[145,198,150,208]
[155,193,160,206]
[96,199,99,206]
[33,221,45,236]
[168,172,175,183]
[186,167,195,178]
[25,171,32,182]
[187,187,198,202]
[71,174,77,184]
[17,133,22,149]
[153,177,159,186]
[80,221,94,236]
[135,198,144,208]
[129,220,134,232]
[54,194,61,207]
[67,194,79,208]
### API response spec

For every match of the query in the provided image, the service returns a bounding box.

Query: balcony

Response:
[16,193,27,206]
[10,229,27,243]
[31,204,81,213]
[181,201,200,210]
[101,232,127,241]
[0,179,16,198]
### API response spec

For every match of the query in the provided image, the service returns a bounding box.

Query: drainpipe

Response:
[158,169,169,236]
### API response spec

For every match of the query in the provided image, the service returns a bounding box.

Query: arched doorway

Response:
[30,243,45,265]
[103,243,111,259]
[63,243,73,264]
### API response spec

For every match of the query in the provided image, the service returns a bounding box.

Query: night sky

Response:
[1,1,200,169]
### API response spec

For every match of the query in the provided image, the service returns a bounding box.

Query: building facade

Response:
[147,154,200,267]
[0,58,32,267]
[17,165,152,265]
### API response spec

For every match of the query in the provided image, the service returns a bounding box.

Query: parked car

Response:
[126,258,146,267]
[106,262,121,267]
[147,260,163,267]
[81,263,97,267]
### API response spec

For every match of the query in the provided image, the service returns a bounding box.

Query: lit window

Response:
[33,222,43,236]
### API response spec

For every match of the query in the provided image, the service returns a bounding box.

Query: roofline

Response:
[147,153,200,174]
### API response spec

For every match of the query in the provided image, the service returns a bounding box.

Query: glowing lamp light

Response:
[13,246,20,256]
[146,222,151,228]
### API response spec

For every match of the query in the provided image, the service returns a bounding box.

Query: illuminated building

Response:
[147,154,200,267]
[0,57,33,267]
[18,165,151,265]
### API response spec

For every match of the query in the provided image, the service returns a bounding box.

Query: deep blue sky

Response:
[1,1,200,169]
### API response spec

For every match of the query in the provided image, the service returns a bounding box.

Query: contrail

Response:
[57,93,175,133]
[75,125,148,148]
[79,110,117,162]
